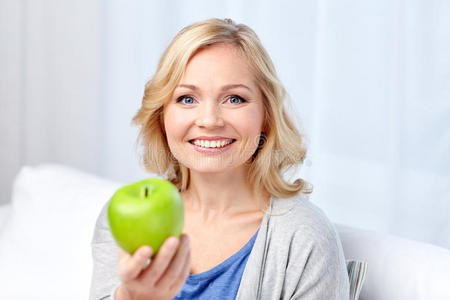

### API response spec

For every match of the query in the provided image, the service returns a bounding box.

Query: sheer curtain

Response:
[307,0,450,249]
[0,0,102,203]
[2,0,448,249]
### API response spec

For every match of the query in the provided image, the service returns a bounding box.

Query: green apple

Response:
[107,178,184,256]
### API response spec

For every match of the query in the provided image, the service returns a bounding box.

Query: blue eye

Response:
[176,95,195,104]
[228,95,247,104]
[175,95,247,105]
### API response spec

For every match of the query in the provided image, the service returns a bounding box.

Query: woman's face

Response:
[163,43,265,173]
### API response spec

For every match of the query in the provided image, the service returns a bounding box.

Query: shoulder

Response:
[91,199,114,244]
[251,194,350,299]
[268,193,341,250]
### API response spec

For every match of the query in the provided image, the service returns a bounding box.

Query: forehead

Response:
[180,43,256,89]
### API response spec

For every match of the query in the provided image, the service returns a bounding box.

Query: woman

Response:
[90,18,350,300]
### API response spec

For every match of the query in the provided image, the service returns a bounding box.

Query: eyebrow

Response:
[176,84,252,93]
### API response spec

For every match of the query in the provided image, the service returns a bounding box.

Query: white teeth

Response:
[192,139,233,148]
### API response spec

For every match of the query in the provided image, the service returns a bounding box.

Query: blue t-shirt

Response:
[173,228,259,300]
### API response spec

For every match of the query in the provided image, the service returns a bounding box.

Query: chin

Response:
[184,160,239,174]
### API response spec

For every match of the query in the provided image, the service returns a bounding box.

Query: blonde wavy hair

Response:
[132,18,312,199]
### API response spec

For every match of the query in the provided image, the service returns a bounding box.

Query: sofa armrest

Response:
[336,223,450,300]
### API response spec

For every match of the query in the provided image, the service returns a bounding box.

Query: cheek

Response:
[163,107,189,144]
[227,108,264,145]
[238,118,262,138]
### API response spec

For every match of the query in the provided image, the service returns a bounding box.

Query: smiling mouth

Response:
[188,139,236,149]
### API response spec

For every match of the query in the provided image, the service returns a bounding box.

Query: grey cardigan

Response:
[89,193,350,300]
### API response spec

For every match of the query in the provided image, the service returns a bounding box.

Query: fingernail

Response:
[141,246,152,258]
[168,238,178,249]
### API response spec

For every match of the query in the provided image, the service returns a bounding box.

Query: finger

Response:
[155,234,190,288]
[118,248,131,274]
[119,248,130,261]
[119,246,153,282]
[139,236,180,284]
[169,244,191,292]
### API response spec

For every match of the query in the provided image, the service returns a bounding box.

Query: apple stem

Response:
[145,187,148,198]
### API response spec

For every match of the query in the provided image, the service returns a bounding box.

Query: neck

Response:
[181,166,270,223]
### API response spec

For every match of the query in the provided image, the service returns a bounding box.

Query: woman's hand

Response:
[115,234,191,300]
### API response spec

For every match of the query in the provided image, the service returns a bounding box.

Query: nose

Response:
[195,101,224,128]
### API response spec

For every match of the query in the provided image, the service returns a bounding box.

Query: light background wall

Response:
[1,0,449,249]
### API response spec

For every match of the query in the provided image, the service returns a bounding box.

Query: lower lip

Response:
[190,141,235,154]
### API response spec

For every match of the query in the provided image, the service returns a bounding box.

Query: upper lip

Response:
[189,136,235,141]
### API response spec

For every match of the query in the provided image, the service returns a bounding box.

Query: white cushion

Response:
[336,223,450,300]
[0,203,12,232]
[0,164,122,300]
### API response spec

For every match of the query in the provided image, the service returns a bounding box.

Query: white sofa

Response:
[0,164,449,299]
